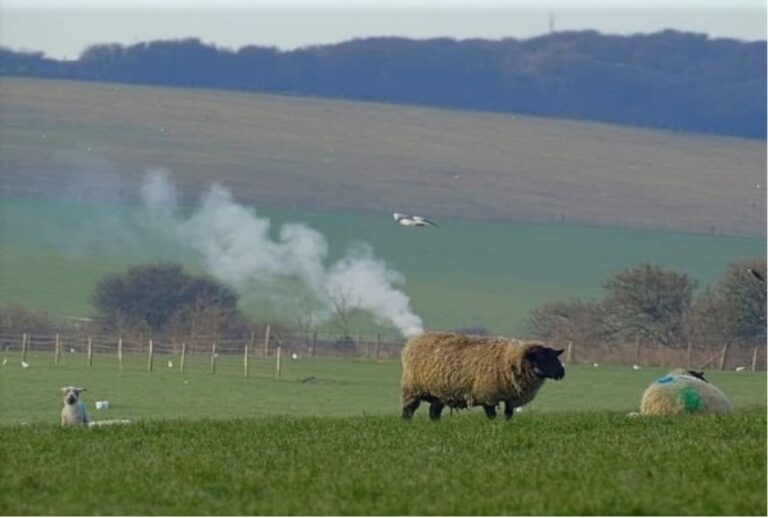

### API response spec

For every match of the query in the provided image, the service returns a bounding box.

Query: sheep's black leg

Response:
[428,401,445,421]
[402,397,421,419]
[483,405,497,419]
[504,401,515,420]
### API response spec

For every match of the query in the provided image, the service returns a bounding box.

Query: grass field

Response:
[1,197,764,334]
[1,75,766,517]
[1,350,765,424]
[0,353,765,515]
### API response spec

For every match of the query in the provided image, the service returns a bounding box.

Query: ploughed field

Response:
[1,78,764,237]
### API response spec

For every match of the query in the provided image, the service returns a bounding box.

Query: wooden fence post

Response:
[634,340,641,366]
[357,332,362,355]
[147,339,154,372]
[210,342,217,374]
[249,330,256,352]
[566,341,573,364]
[686,342,693,369]
[719,343,730,371]
[312,330,317,357]
[87,337,93,367]
[180,341,186,373]
[275,346,282,378]
[375,333,381,360]
[244,344,249,378]
[117,337,123,371]
[54,333,61,367]
[752,345,760,372]
[21,333,28,363]
[263,325,271,357]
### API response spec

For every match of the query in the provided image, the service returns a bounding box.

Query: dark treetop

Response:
[1,30,765,139]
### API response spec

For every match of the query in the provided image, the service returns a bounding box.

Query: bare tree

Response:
[603,263,694,347]
[0,304,53,334]
[292,296,319,348]
[687,259,767,349]
[326,287,360,342]
[685,287,733,350]
[527,298,616,347]
[716,259,767,346]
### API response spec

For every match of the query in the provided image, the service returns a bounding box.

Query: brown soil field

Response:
[0,77,764,236]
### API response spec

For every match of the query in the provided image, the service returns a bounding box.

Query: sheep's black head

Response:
[525,345,565,380]
[686,370,708,383]
[61,386,85,405]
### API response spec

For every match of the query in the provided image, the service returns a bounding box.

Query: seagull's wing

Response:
[414,216,439,227]
[748,268,766,283]
[393,212,409,221]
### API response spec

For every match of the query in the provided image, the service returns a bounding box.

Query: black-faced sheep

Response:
[401,332,565,420]
[640,368,732,416]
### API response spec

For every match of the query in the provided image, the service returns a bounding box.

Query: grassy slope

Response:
[1,198,764,333]
[0,77,764,237]
[0,78,765,333]
[0,410,765,515]
[0,351,764,425]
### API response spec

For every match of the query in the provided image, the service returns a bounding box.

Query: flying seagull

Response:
[747,268,765,284]
[393,212,438,228]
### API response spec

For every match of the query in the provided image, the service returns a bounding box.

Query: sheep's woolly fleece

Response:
[640,369,732,416]
[401,332,547,409]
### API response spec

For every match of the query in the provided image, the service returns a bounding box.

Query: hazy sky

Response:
[1,0,765,60]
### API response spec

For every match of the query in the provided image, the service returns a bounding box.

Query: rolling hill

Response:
[1,78,764,237]
[0,78,764,332]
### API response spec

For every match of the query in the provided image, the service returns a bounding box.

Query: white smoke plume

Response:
[138,169,423,337]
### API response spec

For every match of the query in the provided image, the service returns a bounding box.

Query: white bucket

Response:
[95,401,109,410]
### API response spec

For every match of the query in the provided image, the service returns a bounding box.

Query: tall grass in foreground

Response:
[0,409,765,515]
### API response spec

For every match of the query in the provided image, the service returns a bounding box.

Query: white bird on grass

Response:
[393,212,438,228]
[632,364,641,370]
[21,360,29,368]
[735,366,746,372]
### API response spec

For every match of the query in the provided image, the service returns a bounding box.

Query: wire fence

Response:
[0,327,407,366]
[1,329,764,374]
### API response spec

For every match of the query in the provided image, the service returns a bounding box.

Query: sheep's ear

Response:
[555,349,564,356]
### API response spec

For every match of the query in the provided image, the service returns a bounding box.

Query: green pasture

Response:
[0,350,764,425]
[1,352,765,515]
[1,197,764,334]
[0,410,765,514]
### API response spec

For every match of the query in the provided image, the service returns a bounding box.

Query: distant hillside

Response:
[1,78,764,238]
[0,30,765,139]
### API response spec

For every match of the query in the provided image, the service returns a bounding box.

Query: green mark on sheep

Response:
[680,386,702,412]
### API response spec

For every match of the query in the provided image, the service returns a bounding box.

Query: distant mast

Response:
[549,12,556,34]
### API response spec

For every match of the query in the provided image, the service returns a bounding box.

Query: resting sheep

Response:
[60,386,89,426]
[401,332,565,420]
[640,369,732,416]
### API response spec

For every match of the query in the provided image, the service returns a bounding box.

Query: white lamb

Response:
[60,386,89,426]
